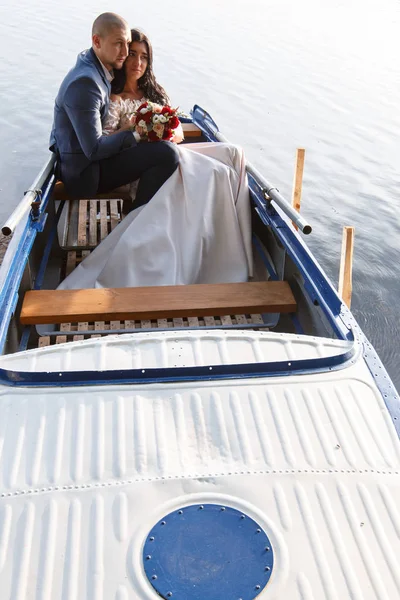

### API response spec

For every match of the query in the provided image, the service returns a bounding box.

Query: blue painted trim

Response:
[0,172,55,354]
[0,226,38,354]
[0,341,359,387]
[33,200,65,291]
[18,200,66,351]
[18,326,32,353]
[252,234,278,281]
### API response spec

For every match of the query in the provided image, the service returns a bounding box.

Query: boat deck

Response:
[37,197,267,347]
[0,331,398,599]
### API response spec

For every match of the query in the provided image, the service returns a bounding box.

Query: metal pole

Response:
[1,154,56,236]
[214,131,312,235]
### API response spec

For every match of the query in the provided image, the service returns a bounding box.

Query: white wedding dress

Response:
[59,98,253,289]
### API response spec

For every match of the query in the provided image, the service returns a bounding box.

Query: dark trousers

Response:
[97,141,179,210]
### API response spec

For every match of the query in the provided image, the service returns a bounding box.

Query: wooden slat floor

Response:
[38,199,266,347]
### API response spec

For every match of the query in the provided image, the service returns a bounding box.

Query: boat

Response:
[0,105,399,599]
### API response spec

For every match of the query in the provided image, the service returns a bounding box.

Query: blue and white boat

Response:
[0,106,399,599]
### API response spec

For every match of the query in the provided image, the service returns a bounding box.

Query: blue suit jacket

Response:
[50,48,136,197]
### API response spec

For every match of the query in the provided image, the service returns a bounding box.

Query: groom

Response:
[50,12,179,207]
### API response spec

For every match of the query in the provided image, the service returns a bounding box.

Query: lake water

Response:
[0,0,399,388]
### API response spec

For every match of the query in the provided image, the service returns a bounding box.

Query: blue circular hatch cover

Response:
[143,504,274,599]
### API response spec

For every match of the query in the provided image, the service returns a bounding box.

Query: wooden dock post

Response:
[338,226,355,308]
[292,148,306,230]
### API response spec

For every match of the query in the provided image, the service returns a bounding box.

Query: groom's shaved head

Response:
[92,12,129,37]
[91,12,131,71]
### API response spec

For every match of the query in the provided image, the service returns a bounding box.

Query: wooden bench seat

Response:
[54,182,131,201]
[20,281,296,325]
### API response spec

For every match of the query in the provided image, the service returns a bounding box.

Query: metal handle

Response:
[1,154,56,236]
[214,131,312,234]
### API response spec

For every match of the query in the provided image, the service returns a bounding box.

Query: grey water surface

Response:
[0,0,399,388]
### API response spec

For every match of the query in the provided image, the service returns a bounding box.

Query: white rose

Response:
[140,107,148,114]
[153,114,160,123]
[159,115,167,123]
[138,119,147,128]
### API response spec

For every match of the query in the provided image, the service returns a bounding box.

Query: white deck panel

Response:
[0,330,352,372]
[0,333,399,599]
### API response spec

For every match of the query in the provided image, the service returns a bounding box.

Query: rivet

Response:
[265,566,271,571]
[199,505,204,510]
[152,575,157,580]
[161,521,166,526]
[240,515,245,519]
[220,507,226,511]
[146,555,151,560]
[178,510,183,514]
[265,546,270,551]
[255,585,261,590]
[149,537,155,541]
[256,528,261,533]
[167,593,173,597]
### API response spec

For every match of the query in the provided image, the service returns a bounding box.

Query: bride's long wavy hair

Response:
[111,29,170,105]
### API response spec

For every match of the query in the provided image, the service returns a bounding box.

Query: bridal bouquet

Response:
[134,102,181,142]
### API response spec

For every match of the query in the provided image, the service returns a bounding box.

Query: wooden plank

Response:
[56,322,70,344]
[157,319,168,328]
[66,200,80,247]
[74,321,87,341]
[38,336,51,347]
[65,251,77,277]
[95,321,105,332]
[77,200,88,246]
[291,148,305,231]
[204,316,216,327]
[220,315,233,326]
[181,123,202,138]
[89,200,97,246]
[235,315,247,325]
[20,281,297,325]
[109,200,120,231]
[172,318,184,328]
[250,314,264,325]
[100,200,108,241]
[187,317,200,328]
[338,226,354,308]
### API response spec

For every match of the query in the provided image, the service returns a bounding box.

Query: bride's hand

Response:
[119,114,137,132]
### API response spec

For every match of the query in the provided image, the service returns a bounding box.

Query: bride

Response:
[59,29,253,289]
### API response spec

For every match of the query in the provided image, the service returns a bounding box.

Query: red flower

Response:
[162,129,173,140]
[137,102,149,112]
[141,110,153,124]
[169,116,180,129]
[161,106,171,115]
[148,130,159,142]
